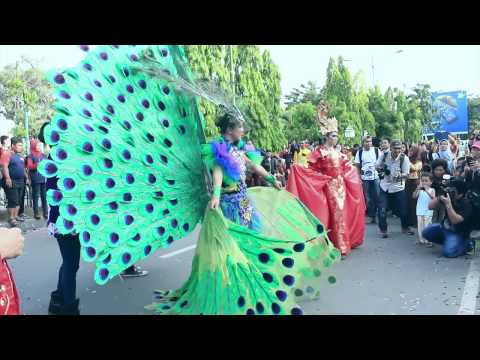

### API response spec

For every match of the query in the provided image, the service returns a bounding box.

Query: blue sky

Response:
[1,45,479,99]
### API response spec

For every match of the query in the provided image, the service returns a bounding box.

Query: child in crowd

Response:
[413,173,436,246]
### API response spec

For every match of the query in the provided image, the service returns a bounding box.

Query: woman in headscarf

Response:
[26,139,48,220]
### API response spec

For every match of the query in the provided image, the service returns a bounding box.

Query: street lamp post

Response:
[344,49,404,87]
[14,94,30,154]
[24,107,30,153]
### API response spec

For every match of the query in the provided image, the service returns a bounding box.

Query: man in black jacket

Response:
[423,180,474,258]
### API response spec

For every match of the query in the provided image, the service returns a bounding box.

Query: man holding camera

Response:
[376,139,413,238]
[355,136,380,224]
[423,179,474,258]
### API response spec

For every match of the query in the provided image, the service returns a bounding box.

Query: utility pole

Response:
[371,56,375,86]
[230,45,235,106]
[24,94,30,154]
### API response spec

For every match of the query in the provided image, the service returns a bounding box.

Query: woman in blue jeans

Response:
[422,180,473,258]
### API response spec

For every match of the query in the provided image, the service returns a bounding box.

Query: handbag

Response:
[0,259,20,315]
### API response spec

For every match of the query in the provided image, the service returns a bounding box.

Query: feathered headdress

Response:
[316,101,338,135]
[132,48,253,130]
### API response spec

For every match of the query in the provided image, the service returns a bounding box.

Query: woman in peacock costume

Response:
[39,45,340,315]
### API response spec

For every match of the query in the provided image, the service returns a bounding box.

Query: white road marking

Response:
[159,245,197,259]
[458,256,480,315]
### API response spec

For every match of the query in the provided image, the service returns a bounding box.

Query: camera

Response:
[383,165,391,177]
[466,156,475,167]
[467,189,480,208]
[432,174,458,198]
[377,165,390,180]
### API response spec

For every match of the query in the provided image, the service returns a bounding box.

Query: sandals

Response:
[8,219,18,228]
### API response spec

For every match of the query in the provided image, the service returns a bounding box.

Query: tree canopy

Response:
[0,48,475,152]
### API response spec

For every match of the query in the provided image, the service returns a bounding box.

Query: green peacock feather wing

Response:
[39,45,209,285]
[146,188,340,315]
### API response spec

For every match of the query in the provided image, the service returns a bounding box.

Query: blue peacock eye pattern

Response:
[39,45,209,285]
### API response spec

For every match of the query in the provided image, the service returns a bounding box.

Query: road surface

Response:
[6,215,480,315]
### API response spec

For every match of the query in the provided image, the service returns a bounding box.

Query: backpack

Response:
[379,151,405,174]
[358,147,379,170]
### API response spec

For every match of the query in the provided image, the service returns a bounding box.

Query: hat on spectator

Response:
[391,139,402,148]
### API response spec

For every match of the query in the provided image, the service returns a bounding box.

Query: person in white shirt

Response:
[354,136,380,224]
[376,139,414,238]
[413,173,435,246]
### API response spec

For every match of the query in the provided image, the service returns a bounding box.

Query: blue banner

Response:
[429,90,469,134]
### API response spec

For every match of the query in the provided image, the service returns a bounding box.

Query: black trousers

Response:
[3,179,24,209]
[55,233,81,306]
[18,182,26,215]
[32,182,47,216]
[378,189,409,232]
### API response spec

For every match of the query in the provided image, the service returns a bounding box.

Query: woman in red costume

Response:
[0,228,24,315]
[287,103,365,257]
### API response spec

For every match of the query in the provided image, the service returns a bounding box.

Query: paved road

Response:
[6,216,480,315]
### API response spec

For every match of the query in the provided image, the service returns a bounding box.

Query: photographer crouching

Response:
[423,178,474,258]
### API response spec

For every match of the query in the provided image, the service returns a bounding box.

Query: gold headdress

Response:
[316,101,338,135]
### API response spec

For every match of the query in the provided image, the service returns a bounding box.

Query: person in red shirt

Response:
[1,138,29,227]
[26,139,48,219]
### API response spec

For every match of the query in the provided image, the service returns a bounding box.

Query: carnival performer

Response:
[287,101,366,257]
[39,45,340,315]
[0,227,24,315]
[207,114,282,228]
[297,143,311,167]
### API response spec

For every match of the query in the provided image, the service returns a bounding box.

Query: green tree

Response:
[410,83,433,129]
[185,45,285,151]
[322,57,366,144]
[284,81,321,109]
[283,102,318,143]
[184,45,229,139]
[468,95,480,133]
[0,57,54,138]
[353,71,376,138]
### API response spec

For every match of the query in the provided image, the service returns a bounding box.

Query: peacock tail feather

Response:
[39,45,209,284]
[146,188,339,315]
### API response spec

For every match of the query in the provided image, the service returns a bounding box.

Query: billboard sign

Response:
[427,90,469,134]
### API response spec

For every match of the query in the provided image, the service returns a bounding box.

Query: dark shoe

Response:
[402,229,415,236]
[8,219,18,228]
[121,265,149,278]
[60,299,80,315]
[370,218,377,224]
[15,217,25,222]
[380,232,389,239]
[465,241,474,255]
[34,213,41,220]
[43,213,48,220]
[48,291,64,315]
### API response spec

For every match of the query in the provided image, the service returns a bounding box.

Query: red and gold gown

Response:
[287,146,365,256]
